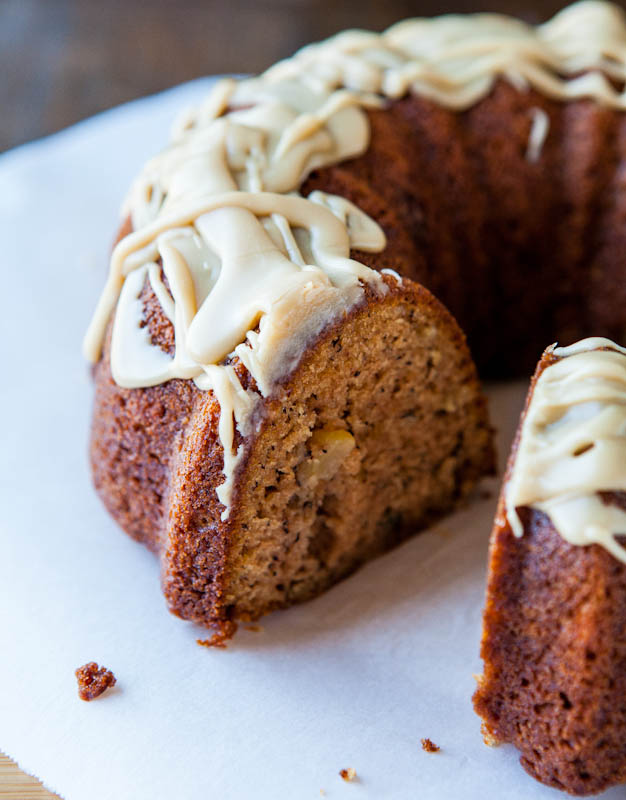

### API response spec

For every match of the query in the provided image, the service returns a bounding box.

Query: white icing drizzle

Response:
[84,1,626,518]
[381,268,403,283]
[506,338,626,562]
[526,107,550,163]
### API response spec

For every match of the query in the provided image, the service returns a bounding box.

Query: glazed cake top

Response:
[84,1,626,521]
[506,338,626,563]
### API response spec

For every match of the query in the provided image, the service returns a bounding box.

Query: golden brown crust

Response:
[303,85,626,376]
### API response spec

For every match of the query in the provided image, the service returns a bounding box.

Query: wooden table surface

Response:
[3,0,626,796]
[0,754,57,800]
[5,0,626,153]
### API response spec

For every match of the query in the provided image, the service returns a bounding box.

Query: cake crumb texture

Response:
[75,662,116,701]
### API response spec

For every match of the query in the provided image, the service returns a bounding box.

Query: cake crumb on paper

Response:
[197,635,228,649]
[197,621,238,649]
[75,662,116,701]
[421,738,440,753]
[339,767,357,782]
[245,624,264,633]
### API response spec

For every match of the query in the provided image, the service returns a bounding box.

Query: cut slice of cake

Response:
[474,337,626,796]
[90,272,494,640]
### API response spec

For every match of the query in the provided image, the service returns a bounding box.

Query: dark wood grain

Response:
[4,0,626,152]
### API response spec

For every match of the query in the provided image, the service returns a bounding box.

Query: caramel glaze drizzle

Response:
[506,338,626,563]
[84,2,626,519]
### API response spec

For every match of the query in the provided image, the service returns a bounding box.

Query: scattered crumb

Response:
[197,621,238,648]
[339,767,357,782]
[245,624,264,633]
[75,662,116,701]
[421,738,440,753]
[481,722,500,747]
[197,634,228,649]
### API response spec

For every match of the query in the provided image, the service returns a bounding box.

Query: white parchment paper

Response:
[0,79,621,800]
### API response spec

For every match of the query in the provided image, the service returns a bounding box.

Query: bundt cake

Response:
[474,338,626,795]
[84,1,626,773]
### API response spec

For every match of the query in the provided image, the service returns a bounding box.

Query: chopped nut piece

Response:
[339,767,357,782]
[421,738,440,753]
[75,662,116,701]
[297,429,357,489]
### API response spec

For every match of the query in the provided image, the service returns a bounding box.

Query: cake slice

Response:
[89,270,493,641]
[474,337,626,796]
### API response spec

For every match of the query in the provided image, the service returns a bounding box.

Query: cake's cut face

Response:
[161,279,492,624]
[91,274,493,629]
[474,339,626,796]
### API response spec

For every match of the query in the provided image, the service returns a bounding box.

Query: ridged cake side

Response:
[303,84,626,377]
